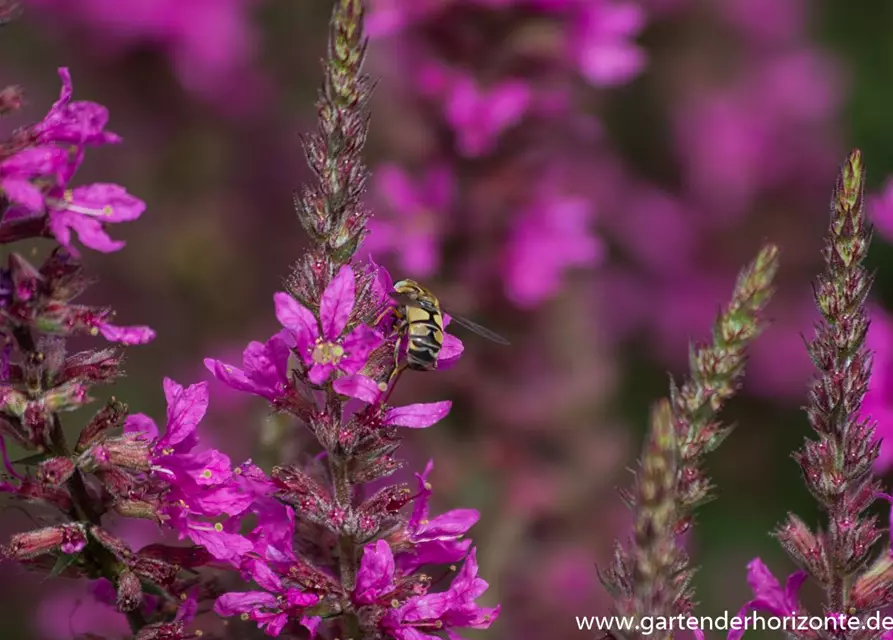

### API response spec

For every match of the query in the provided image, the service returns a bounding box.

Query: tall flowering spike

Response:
[602,244,779,631]
[601,400,691,640]
[293,0,372,276]
[671,242,779,518]
[781,149,882,615]
[631,400,681,633]
[208,3,498,639]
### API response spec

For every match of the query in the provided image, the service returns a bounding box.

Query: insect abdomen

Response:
[405,307,443,371]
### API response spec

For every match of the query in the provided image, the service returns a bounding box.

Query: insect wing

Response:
[444,311,510,345]
[389,290,440,314]
[388,291,422,308]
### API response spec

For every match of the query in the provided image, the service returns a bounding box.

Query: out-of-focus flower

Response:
[503,191,603,308]
[572,0,647,86]
[365,164,454,278]
[862,308,893,472]
[25,0,264,107]
[444,76,531,157]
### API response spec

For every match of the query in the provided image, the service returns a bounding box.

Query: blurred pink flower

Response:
[674,49,842,220]
[27,0,263,107]
[503,191,603,307]
[720,0,807,43]
[444,77,531,157]
[366,0,444,38]
[365,164,454,278]
[571,0,647,86]
[869,179,893,244]
[862,308,893,472]
[541,548,598,609]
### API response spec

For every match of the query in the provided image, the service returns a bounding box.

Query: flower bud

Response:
[84,437,151,472]
[116,569,143,612]
[272,465,333,522]
[135,621,191,640]
[90,526,132,560]
[0,385,27,417]
[132,555,179,587]
[58,348,121,385]
[43,381,92,413]
[8,253,43,302]
[137,543,213,569]
[359,484,413,519]
[114,499,163,522]
[775,514,829,583]
[76,399,127,453]
[0,85,24,116]
[3,523,86,560]
[851,554,893,612]
[37,456,75,486]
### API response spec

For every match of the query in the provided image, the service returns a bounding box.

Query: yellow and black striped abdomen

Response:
[404,304,444,371]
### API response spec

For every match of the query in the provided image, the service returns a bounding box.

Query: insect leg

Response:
[389,332,404,384]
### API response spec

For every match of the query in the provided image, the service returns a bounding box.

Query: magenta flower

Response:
[444,76,531,157]
[215,556,321,637]
[47,183,146,254]
[380,548,500,640]
[365,0,442,38]
[274,265,383,385]
[355,539,397,604]
[397,460,478,572]
[571,0,647,86]
[33,68,121,148]
[503,192,603,308]
[869,178,893,245]
[95,320,156,345]
[0,147,68,214]
[860,307,893,471]
[728,558,806,640]
[205,330,292,403]
[122,379,255,525]
[365,163,454,278]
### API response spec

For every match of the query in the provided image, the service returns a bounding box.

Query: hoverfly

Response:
[386,279,509,380]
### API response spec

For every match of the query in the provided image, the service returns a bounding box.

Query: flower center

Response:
[312,340,344,365]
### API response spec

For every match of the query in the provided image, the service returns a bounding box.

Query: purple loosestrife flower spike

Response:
[0,77,157,633]
[776,150,885,619]
[670,243,779,520]
[291,0,372,285]
[602,245,780,634]
[208,1,500,638]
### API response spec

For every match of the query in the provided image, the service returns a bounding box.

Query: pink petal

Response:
[274,292,318,344]
[385,401,452,428]
[124,413,159,441]
[0,178,44,212]
[320,265,356,339]
[333,374,382,403]
[97,322,156,344]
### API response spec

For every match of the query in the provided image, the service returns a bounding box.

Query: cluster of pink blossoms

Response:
[362,0,642,308]
[0,43,499,638]
[205,264,497,637]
